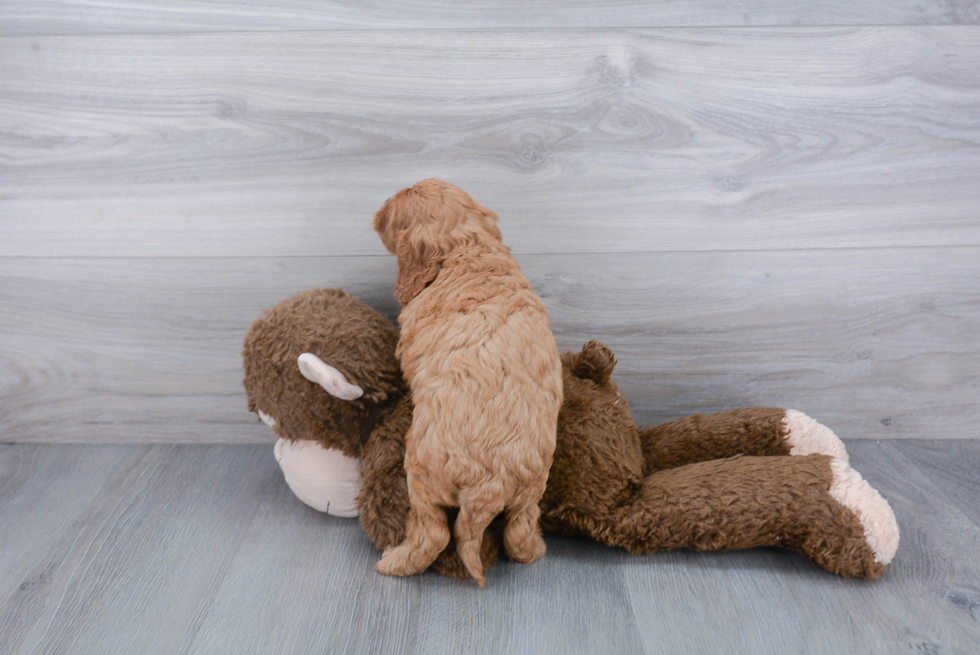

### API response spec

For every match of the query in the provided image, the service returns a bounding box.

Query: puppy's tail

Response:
[454,485,505,588]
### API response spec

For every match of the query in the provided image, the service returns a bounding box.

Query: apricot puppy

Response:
[373,179,562,586]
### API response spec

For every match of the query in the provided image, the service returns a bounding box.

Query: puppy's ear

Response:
[571,340,617,384]
[394,229,441,305]
[373,201,397,254]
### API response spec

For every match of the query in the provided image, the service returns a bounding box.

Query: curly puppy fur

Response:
[373,179,563,586]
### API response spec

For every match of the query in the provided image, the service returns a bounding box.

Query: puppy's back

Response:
[372,179,562,586]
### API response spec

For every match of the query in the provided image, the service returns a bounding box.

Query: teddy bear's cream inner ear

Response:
[258,410,276,428]
[297,353,364,401]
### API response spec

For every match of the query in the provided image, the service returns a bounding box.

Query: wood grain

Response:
[2,1,979,35]
[0,445,135,602]
[892,440,980,528]
[0,444,272,655]
[1,248,976,443]
[1,442,978,653]
[2,28,979,257]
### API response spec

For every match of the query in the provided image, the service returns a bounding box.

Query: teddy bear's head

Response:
[242,288,407,458]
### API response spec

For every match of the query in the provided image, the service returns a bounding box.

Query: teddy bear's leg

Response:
[639,408,847,472]
[597,454,897,578]
[357,398,413,551]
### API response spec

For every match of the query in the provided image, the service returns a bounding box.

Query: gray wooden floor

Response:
[1,440,978,654]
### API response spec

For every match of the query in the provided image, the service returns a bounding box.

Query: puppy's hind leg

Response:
[375,477,450,578]
[503,480,547,565]
[455,486,507,588]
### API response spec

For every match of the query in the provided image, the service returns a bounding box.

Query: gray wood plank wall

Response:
[1,0,979,34]
[1,5,978,443]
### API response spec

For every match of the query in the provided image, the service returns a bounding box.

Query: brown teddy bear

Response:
[243,288,899,583]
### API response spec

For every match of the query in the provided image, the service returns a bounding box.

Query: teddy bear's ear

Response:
[571,340,617,384]
[297,353,364,401]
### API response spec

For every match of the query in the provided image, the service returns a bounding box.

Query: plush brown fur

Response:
[606,454,882,578]
[639,408,791,472]
[540,343,884,578]
[242,288,405,457]
[243,290,896,583]
[372,180,563,586]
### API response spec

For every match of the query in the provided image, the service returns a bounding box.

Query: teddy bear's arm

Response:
[596,453,898,578]
[638,408,848,474]
[356,396,413,550]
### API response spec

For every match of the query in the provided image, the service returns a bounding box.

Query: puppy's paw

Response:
[375,545,425,578]
[505,533,547,564]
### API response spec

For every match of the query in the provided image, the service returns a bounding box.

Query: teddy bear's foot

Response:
[827,459,900,568]
[797,458,899,578]
[782,410,849,462]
